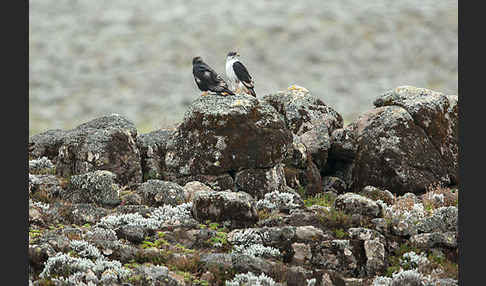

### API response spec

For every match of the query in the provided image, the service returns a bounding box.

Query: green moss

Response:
[333,228,348,239]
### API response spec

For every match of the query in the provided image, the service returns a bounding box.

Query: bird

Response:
[192,56,234,96]
[225,51,256,97]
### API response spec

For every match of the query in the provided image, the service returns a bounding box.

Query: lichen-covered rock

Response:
[62,170,120,206]
[263,87,343,169]
[231,254,274,276]
[115,225,147,243]
[416,206,457,234]
[191,190,258,227]
[342,86,457,194]
[182,181,213,202]
[374,86,458,184]
[334,193,382,218]
[410,231,457,249]
[63,204,109,225]
[322,176,347,194]
[255,189,304,212]
[291,243,311,265]
[284,135,323,196]
[54,114,142,185]
[165,94,292,177]
[359,186,395,206]
[29,129,67,161]
[167,173,234,192]
[329,126,357,162]
[137,129,174,181]
[29,174,62,200]
[136,179,185,207]
[235,164,287,199]
[364,238,385,275]
[130,265,182,286]
[311,239,360,277]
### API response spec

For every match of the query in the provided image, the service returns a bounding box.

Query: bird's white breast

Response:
[225,58,239,83]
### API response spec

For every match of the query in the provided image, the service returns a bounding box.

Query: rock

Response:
[322,176,347,194]
[416,206,457,233]
[191,190,258,227]
[410,231,457,249]
[329,126,357,162]
[199,253,233,270]
[54,114,142,185]
[363,238,385,275]
[136,129,174,181]
[284,135,323,196]
[231,253,273,276]
[182,181,213,202]
[334,193,382,218]
[295,225,325,242]
[115,225,147,243]
[29,243,56,272]
[235,163,287,199]
[311,240,359,277]
[343,86,457,194]
[62,170,120,206]
[131,265,182,286]
[29,174,62,201]
[136,179,185,207]
[291,243,311,264]
[255,189,304,212]
[165,94,292,177]
[359,186,395,205]
[29,129,67,161]
[168,173,235,192]
[63,204,109,225]
[374,86,458,184]
[347,228,386,245]
[263,87,343,169]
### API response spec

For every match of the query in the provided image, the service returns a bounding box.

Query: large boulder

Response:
[165,94,292,179]
[327,86,458,194]
[374,86,458,184]
[30,114,143,186]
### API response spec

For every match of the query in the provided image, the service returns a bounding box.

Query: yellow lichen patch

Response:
[287,84,309,93]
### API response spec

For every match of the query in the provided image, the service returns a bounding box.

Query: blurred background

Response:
[29,0,458,135]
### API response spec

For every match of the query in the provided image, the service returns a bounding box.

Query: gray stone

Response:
[263,88,343,169]
[192,190,258,227]
[63,170,120,206]
[136,129,174,181]
[55,114,142,185]
[136,179,185,206]
[334,193,382,218]
[116,225,147,243]
[364,238,385,275]
[182,181,213,202]
[29,129,67,161]
[410,231,457,248]
[235,163,287,199]
[359,186,395,205]
[417,206,457,233]
[165,94,292,176]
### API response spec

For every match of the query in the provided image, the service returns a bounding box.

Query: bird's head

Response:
[227,51,240,60]
[192,56,203,65]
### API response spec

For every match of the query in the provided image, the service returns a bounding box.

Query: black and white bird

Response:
[192,56,234,96]
[225,51,256,97]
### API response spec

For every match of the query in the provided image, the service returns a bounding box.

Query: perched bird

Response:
[225,51,256,97]
[192,56,234,96]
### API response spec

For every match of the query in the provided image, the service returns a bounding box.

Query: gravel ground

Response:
[29,0,457,135]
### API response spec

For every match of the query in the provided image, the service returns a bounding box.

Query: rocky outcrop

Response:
[28,86,459,285]
[328,86,458,194]
[29,114,143,185]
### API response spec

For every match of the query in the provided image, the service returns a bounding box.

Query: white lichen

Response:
[233,244,281,259]
[225,271,277,286]
[255,191,301,211]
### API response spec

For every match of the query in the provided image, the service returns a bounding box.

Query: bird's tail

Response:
[248,88,256,97]
[220,87,235,96]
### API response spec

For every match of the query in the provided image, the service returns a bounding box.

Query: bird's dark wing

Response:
[194,62,234,95]
[233,61,254,88]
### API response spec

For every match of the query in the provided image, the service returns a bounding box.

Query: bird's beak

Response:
[237,53,240,57]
